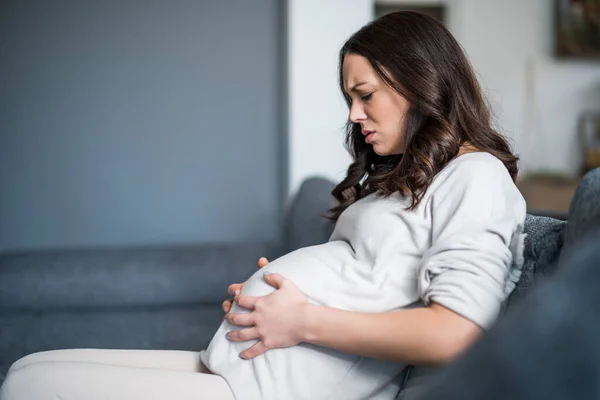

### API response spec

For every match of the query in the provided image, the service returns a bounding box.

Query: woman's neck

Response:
[457,143,479,156]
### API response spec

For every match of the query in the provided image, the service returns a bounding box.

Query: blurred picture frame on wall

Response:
[555,0,600,58]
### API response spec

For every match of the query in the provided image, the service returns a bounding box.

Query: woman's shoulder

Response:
[427,151,518,198]
[438,151,510,184]
[447,151,506,170]
[424,151,526,220]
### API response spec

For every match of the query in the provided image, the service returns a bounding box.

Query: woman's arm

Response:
[301,300,481,365]
[226,272,481,365]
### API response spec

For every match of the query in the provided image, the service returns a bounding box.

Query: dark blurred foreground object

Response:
[419,233,600,400]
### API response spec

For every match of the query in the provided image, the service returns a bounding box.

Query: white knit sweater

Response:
[201,152,527,400]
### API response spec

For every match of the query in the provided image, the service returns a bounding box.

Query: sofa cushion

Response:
[502,215,565,311]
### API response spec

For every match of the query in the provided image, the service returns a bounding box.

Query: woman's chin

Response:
[372,143,404,157]
[372,145,390,156]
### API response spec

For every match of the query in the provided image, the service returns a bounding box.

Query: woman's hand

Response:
[222,257,269,314]
[225,272,310,360]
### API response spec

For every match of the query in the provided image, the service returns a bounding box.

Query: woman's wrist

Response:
[299,303,322,343]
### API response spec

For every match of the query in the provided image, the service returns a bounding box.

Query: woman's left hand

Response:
[224,271,310,360]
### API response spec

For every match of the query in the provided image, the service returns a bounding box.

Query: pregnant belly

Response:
[239,241,418,312]
[239,242,344,304]
[202,241,412,399]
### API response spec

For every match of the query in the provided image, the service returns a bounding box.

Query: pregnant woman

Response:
[0,11,526,400]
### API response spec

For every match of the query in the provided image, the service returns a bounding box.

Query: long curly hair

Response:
[327,11,518,222]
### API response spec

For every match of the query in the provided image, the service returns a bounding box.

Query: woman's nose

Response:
[349,102,366,123]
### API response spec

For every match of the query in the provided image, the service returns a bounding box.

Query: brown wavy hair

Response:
[327,11,519,222]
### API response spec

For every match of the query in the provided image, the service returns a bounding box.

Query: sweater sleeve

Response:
[418,156,526,329]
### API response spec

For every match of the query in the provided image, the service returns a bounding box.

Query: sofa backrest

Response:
[284,177,336,253]
[560,168,600,266]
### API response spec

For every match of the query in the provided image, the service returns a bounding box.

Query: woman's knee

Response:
[1,362,55,400]
[7,349,76,374]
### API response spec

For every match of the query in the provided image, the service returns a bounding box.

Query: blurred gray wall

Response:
[0,0,285,251]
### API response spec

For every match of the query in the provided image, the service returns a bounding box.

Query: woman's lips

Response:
[365,132,375,144]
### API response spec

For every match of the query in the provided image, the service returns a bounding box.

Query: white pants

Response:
[0,349,235,400]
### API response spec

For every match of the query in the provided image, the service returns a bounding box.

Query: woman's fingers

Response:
[226,327,259,342]
[225,311,255,327]
[263,272,286,289]
[239,341,270,360]
[222,299,233,313]
[257,257,270,269]
[228,283,243,296]
[235,295,261,310]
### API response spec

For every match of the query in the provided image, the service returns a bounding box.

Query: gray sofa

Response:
[0,177,336,385]
[1,170,598,395]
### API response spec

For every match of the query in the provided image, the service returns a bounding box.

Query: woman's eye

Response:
[360,93,373,102]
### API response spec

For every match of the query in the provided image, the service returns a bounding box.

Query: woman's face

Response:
[342,53,409,156]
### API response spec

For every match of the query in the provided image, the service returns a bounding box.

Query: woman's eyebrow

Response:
[349,82,369,92]
[344,81,370,95]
